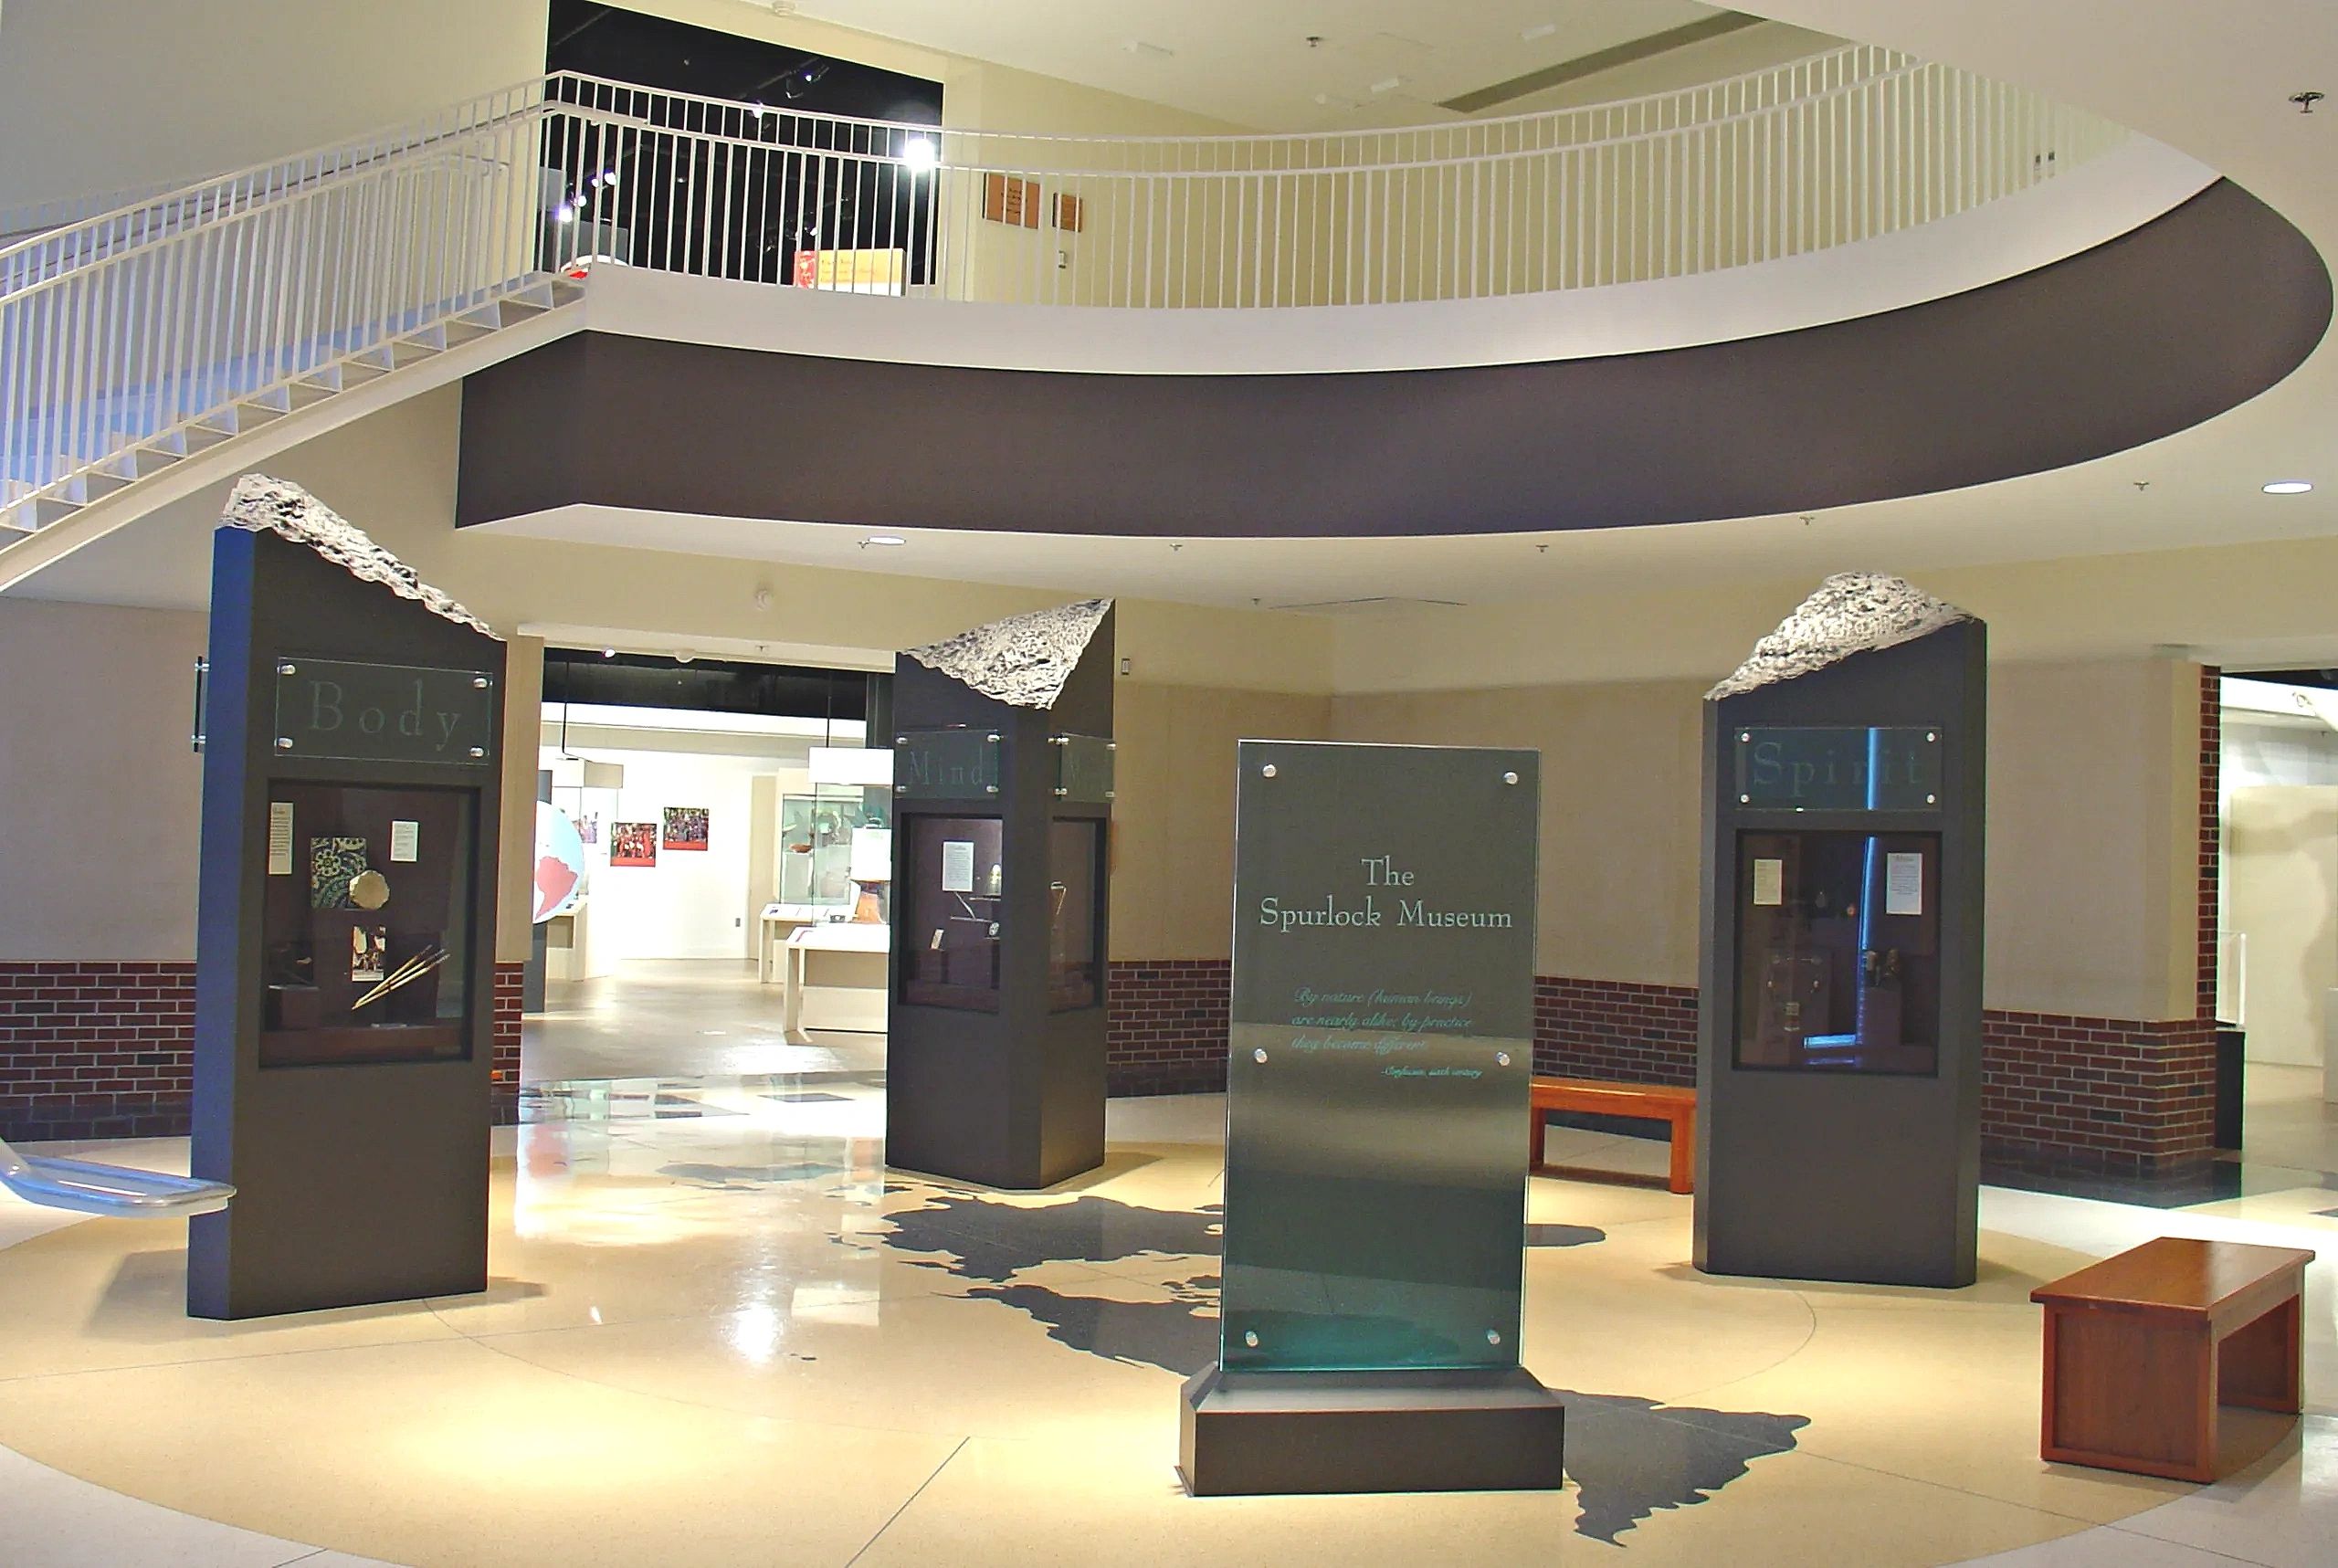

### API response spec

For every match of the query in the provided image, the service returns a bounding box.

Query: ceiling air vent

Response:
[1267,595,1466,615]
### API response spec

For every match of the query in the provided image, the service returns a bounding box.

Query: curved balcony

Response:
[0,43,2319,582]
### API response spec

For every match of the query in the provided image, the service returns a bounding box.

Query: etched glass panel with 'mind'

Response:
[1221,740,1538,1373]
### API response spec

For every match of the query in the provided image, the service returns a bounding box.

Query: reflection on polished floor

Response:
[529,958,883,1083]
[0,1083,2331,1568]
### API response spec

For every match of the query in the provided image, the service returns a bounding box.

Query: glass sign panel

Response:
[1223,740,1537,1373]
[1052,734,1115,804]
[1732,726,1941,812]
[893,727,1000,798]
[271,658,496,767]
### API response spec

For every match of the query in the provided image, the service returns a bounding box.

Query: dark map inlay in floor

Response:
[874,1185,1807,1542]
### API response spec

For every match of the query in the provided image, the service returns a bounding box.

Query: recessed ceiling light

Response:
[601,647,616,658]
[2263,480,2314,494]
[863,535,908,547]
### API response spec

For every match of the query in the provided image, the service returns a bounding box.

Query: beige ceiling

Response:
[785,0,1734,130]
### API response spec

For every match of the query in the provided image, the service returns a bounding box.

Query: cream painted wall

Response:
[2227,786,2338,1068]
[1109,682,1335,960]
[1985,658,2198,1021]
[1331,681,1706,988]
[0,598,206,960]
[0,0,552,214]
[1328,657,2204,1021]
[1334,537,2338,695]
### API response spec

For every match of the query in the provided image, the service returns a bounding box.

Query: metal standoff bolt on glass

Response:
[276,737,295,751]
[1496,1051,1511,1068]
[469,747,488,760]
[1486,1329,1503,1346]
[1502,771,1519,785]
[1243,1330,1260,1348]
[1260,763,1278,779]
[1252,1047,1269,1064]
[278,661,298,676]
[472,676,490,689]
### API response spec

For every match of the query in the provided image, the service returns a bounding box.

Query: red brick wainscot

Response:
[0,962,196,1140]
[1106,959,1230,1096]
[1981,1011,2218,1170]
[2,960,535,1141]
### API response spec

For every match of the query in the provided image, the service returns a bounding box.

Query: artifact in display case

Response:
[780,788,890,913]
[900,814,1004,1010]
[258,783,477,1068]
[1734,830,1938,1075]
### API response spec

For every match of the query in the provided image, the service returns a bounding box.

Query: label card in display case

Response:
[271,658,497,767]
[1223,741,1537,1373]
[1732,726,1940,812]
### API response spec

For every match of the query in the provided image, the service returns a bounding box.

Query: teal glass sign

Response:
[1223,740,1538,1373]
[1732,725,1941,812]
[1051,733,1115,804]
[270,658,496,768]
[894,727,1001,797]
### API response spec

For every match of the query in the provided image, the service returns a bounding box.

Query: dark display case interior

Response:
[1734,829,1939,1075]
[259,783,476,1068]
[1048,817,1103,1012]
[900,814,1004,1010]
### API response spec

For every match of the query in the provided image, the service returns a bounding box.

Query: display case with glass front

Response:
[258,783,477,1068]
[780,787,890,916]
[900,814,1005,1009]
[1048,818,1103,1010]
[1733,830,1939,1074]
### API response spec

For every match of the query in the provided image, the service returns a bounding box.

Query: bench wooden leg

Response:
[1667,1108,1694,1194]
[2219,1294,2303,1415]
[2041,1305,2219,1482]
[1528,1106,1544,1173]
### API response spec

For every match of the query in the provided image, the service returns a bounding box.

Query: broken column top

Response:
[902,597,1111,710]
[1708,572,1970,700]
[221,473,497,638]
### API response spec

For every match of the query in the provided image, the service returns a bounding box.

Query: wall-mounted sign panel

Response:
[1224,740,1537,1374]
[271,658,496,767]
[1732,725,1940,812]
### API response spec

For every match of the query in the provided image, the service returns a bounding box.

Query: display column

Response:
[188,483,506,1321]
[1693,575,1985,1289]
[1182,740,1565,1497]
[884,601,1114,1190]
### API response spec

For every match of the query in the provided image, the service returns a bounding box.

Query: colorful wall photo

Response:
[610,822,659,867]
[662,805,711,852]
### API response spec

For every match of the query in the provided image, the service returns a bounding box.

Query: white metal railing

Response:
[1,47,2129,530]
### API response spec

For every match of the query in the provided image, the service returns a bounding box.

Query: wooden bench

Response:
[1528,1077,1696,1194]
[2031,1237,2312,1482]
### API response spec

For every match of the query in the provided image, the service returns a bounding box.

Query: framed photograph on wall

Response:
[610,822,659,867]
[662,805,710,851]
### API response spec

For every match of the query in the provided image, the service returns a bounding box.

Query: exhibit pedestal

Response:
[1179,1365,1566,1497]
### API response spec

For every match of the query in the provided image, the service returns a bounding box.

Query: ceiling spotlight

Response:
[601,647,616,658]
[553,203,575,224]
[675,650,696,664]
[2263,479,2314,494]
[900,136,938,174]
[861,535,908,548]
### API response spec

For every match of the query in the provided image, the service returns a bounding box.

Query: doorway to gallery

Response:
[524,648,894,1115]
[2217,671,2338,1180]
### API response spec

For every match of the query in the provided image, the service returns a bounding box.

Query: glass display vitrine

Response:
[780,788,890,914]
[258,782,477,1068]
[1734,829,1940,1075]
[1048,818,1104,1011]
[900,815,1005,1010]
